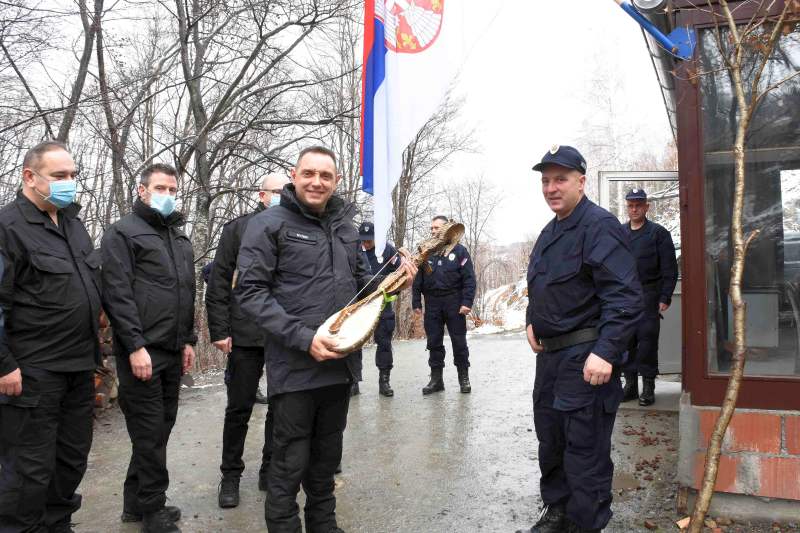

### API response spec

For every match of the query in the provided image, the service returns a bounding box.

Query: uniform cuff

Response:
[659,296,672,306]
[298,328,316,354]
[591,340,620,366]
[0,355,18,377]
[120,334,148,355]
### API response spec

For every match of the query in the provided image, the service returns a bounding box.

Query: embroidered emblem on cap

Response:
[632,188,639,193]
[549,144,560,154]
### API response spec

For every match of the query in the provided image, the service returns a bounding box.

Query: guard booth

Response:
[598,170,682,374]
[635,0,800,520]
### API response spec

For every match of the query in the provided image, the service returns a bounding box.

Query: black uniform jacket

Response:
[411,243,476,309]
[0,192,101,376]
[206,204,266,348]
[235,185,374,397]
[526,196,643,366]
[101,199,197,356]
[363,242,400,319]
[625,218,678,306]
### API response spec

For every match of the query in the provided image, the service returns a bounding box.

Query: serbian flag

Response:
[361,0,465,255]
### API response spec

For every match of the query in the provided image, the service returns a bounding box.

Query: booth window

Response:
[699,27,800,377]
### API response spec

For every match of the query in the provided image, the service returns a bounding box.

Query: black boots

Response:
[457,366,471,393]
[218,476,240,508]
[378,369,394,397]
[422,367,444,395]
[142,507,181,533]
[622,372,639,402]
[639,377,655,406]
[515,504,566,533]
[122,505,181,523]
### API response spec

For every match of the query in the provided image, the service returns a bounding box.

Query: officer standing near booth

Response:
[622,188,678,406]
[358,221,401,397]
[412,215,476,395]
[516,145,642,533]
[207,173,290,508]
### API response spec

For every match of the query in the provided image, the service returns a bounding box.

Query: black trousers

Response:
[373,315,395,371]
[534,396,617,531]
[117,348,181,514]
[220,345,272,480]
[423,294,470,368]
[265,384,350,533]
[0,366,94,532]
[625,289,661,378]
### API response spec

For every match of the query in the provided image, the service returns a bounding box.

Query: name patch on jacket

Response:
[286,230,317,244]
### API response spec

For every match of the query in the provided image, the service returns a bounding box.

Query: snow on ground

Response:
[471,278,528,335]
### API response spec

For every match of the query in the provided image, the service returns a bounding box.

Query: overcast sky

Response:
[441,0,673,244]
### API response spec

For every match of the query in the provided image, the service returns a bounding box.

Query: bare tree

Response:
[686,2,800,531]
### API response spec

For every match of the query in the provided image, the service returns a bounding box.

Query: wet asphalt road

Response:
[73,333,685,533]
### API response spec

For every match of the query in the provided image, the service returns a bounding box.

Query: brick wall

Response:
[690,408,800,501]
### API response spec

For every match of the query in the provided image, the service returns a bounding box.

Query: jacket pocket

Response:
[278,228,320,278]
[29,252,74,306]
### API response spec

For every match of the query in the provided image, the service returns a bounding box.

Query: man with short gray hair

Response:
[206,173,290,508]
[0,141,102,532]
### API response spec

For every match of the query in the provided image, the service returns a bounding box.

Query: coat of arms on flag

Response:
[362,0,465,256]
[381,0,445,53]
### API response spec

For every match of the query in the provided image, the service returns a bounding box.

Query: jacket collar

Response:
[540,195,592,253]
[133,198,185,229]
[279,184,352,224]
[16,190,81,225]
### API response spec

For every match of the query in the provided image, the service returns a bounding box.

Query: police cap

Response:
[358,221,374,239]
[625,188,648,201]
[532,145,587,174]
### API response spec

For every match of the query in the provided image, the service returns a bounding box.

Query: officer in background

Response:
[101,163,196,533]
[236,146,416,532]
[0,141,102,533]
[622,188,678,406]
[412,216,476,395]
[206,173,289,508]
[517,145,642,533]
[358,221,401,397]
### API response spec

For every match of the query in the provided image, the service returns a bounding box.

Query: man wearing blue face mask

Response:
[205,173,289,508]
[0,141,103,533]
[101,163,197,533]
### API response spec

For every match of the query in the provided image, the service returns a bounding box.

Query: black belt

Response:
[427,289,458,297]
[538,327,599,352]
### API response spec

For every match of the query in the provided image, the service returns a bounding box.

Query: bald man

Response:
[206,174,290,508]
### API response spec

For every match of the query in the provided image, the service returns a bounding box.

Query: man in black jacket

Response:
[101,163,196,533]
[236,146,416,532]
[0,141,102,533]
[412,216,477,395]
[207,173,289,508]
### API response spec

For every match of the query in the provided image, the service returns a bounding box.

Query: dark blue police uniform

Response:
[412,243,476,370]
[526,193,642,531]
[623,195,678,380]
[362,243,400,370]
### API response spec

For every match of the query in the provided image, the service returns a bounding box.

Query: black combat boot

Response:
[515,503,567,533]
[122,505,181,523]
[378,369,394,397]
[142,508,181,533]
[422,367,445,395]
[218,476,240,508]
[639,377,655,406]
[622,372,639,402]
[457,366,471,393]
[565,519,601,532]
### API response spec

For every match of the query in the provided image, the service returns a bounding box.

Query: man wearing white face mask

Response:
[101,163,197,533]
[206,173,289,508]
[0,141,103,533]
